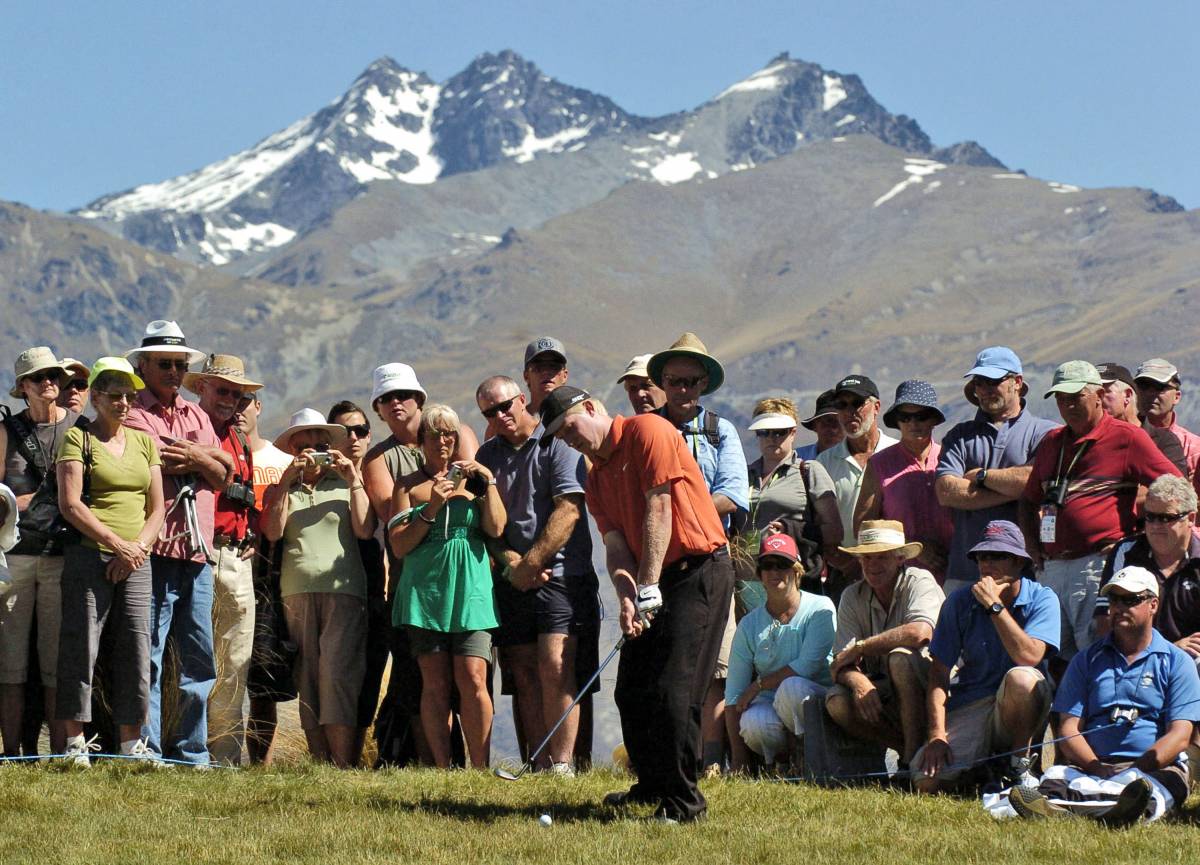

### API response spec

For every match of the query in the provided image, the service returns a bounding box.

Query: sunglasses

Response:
[24,370,61,384]
[755,428,794,439]
[758,557,795,572]
[1107,592,1154,609]
[975,551,1016,562]
[663,374,705,390]
[212,385,246,400]
[155,359,190,372]
[429,429,458,441]
[972,373,1016,388]
[378,390,420,404]
[344,423,371,439]
[98,391,136,404]
[1135,380,1177,393]
[894,409,937,423]
[236,395,254,410]
[834,397,866,411]
[1145,511,1191,524]
[481,397,518,419]
[64,378,89,391]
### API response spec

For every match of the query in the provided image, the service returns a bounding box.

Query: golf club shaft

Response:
[524,633,627,768]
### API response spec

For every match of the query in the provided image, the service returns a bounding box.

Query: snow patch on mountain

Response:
[80,118,317,218]
[651,152,703,184]
[340,79,442,183]
[502,124,593,163]
[873,158,946,207]
[823,74,848,111]
[197,218,297,266]
[716,61,790,99]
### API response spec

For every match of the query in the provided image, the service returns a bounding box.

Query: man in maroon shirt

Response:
[185,354,262,766]
[1019,361,1181,660]
[541,385,733,824]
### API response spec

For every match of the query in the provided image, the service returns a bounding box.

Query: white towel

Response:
[983,763,1173,821]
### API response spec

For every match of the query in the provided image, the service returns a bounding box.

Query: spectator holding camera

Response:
[388,404,504,769]
[1018,361,1180,661]
[184,354,263,766]
[260,409,375,768]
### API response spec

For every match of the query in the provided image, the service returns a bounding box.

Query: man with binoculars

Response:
[1019,361,1180,664]
[187,353,264,766]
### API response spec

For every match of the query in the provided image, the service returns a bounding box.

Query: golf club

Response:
[494,633,627,781]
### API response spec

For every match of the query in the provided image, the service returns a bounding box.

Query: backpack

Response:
[1,406,88,556]
[678,409,722,448]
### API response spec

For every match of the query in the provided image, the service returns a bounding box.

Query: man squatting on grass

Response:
[540,385,734,824]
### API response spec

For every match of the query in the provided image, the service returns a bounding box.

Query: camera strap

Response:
[1052,437,1092,491]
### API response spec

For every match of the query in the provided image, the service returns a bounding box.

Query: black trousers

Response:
[614,549,734,820]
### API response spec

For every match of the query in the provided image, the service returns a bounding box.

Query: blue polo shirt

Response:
[475,423,593,579]
[655,405,749,524]
[930,577,1060,710]
[1053,629,1200,761]
[936,406,1059,583]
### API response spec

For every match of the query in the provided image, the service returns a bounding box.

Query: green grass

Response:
[3,763,1199,864]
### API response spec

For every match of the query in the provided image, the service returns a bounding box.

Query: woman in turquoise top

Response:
[389,404,505,768]
[724,533,836,772]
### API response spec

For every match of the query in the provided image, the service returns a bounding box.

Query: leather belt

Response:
[213,532,252,551]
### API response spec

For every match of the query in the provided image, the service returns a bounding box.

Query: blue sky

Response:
[3,1,1198,211]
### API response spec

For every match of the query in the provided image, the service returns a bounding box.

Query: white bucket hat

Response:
[124,320,206,365]
[274,408,348,452]
[370,363,427,406]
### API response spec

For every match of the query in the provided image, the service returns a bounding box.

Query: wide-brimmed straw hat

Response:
[124,320,207,365]
[838,519,923,559]
[9,346,68,398]
[648,332,725,395]
[274,408,348,452]
[182,354,264,395]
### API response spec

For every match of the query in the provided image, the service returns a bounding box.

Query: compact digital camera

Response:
[311,452,333,467]
[223,478,256,509]
[447,465,465,484]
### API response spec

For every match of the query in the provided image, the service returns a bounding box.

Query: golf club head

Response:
[493,765,527,781]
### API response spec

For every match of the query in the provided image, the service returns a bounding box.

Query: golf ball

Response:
[539,814,553,827]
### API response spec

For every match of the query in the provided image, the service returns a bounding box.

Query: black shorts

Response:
[494,569,596,648]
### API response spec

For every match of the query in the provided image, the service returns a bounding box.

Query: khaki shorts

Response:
[713,596,737,679]
[0,553,64,686]
[283,592,366,731]
[408,626,493,661]
[911,665,1051,783]
[825,647,931,726]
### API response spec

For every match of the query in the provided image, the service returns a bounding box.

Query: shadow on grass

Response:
[361,793,623,824]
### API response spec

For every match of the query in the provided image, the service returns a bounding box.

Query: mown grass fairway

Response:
[3,764,1198,864]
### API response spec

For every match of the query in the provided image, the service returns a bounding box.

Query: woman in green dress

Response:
[389,404,505,768]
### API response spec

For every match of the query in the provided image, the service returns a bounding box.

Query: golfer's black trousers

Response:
[615,548,734,821]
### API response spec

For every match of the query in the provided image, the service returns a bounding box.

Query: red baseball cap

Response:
[758,532,799,564]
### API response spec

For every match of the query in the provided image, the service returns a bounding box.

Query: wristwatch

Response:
[988,602,1004,616]
[974,469,989,490]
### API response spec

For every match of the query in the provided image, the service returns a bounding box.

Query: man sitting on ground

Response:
[1010,566,1200,825]
[826,521,944,768]
[913,520,1060,793]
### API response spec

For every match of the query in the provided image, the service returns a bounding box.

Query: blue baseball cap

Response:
[965,347,1023,380]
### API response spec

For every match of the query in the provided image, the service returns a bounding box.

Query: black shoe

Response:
[1098,778,1152,828]
[603,789,655,808]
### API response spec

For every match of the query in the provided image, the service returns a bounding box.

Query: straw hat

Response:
[838,520,923,559]
[647,332,725,395]
[124,320,206,365]
[182,354,264,395]
[274,408,348,452]
[9,346,68,398]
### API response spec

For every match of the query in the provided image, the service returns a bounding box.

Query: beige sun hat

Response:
[10,346,68,399]
[274,408,348,452]
[617,354,653,383]
[838,519,924,559]
[647,332,725,395]
[182,354,264,395]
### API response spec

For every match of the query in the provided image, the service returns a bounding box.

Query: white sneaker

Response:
[63,734,100,768]
[121,738,167,770]
[548,761,575,778]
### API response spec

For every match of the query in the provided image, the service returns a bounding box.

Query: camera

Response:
[1110,706,1140,724]
[1043,480,1070,508]
[447,465,465,484]
[311,452,333,467]
[223,479,256,509]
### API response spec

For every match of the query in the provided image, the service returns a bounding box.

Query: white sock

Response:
[66,734,86,750]
[120,739,140,755]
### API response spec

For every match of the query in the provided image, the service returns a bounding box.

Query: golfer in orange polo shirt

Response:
[540,386,733,823]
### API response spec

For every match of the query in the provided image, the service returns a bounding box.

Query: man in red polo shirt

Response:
[541,386,733,824]
[185,354,262,766]
[1019,361,1180,661]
